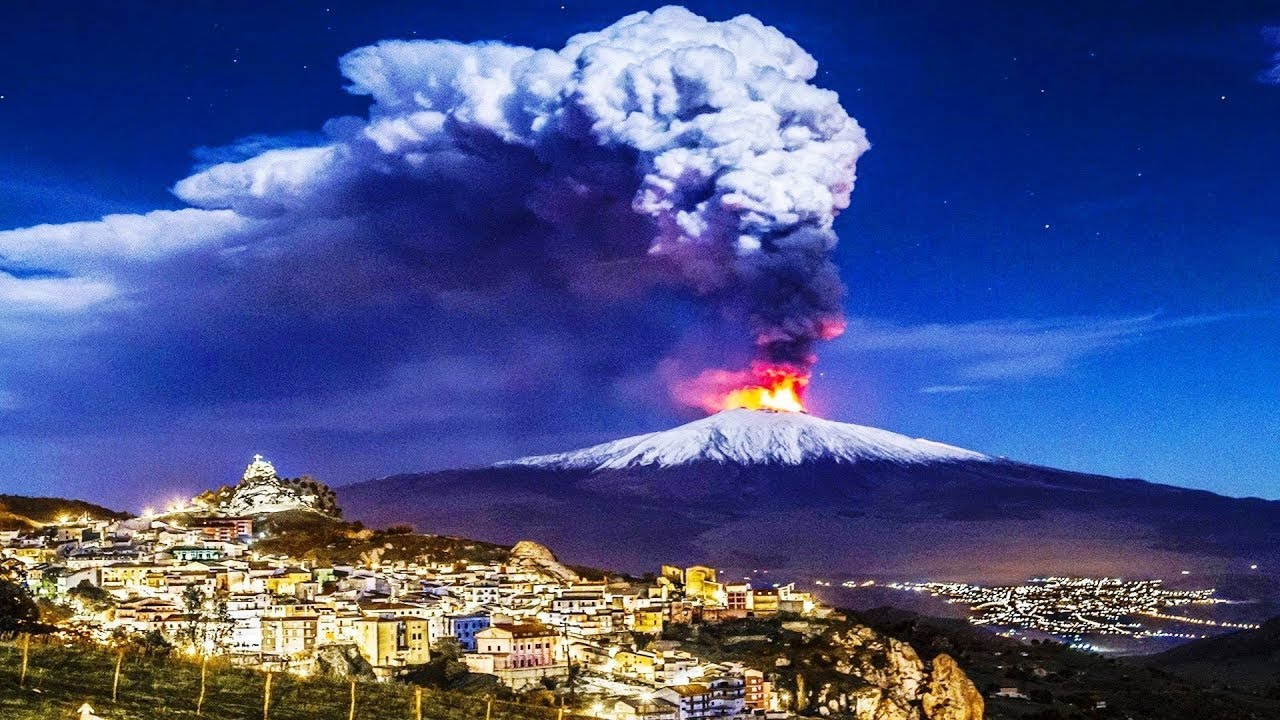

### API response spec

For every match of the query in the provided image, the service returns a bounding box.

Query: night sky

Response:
[2,0,1278,510]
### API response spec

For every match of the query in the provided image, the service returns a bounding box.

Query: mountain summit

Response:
[507,409,988,471]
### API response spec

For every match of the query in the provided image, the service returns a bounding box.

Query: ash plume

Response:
[0,6,868,423]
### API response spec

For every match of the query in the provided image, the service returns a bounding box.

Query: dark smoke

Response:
[0,5,869,413]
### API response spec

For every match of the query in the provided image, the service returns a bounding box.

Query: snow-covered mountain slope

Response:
[341,408,1280,596]
[505,408,989,471]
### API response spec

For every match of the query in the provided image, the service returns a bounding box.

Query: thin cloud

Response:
[0,387,18,413]
[837,311,1255,384]
[919,384,981,395]
[1260,26,1280,84]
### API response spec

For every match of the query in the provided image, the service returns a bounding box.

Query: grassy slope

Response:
[0,639,587,720]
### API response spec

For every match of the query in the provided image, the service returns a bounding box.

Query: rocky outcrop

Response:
[200,455,341,517]
[921,654,984,720]
[509,539,578,583]
[801,625,984,720]
[314,644,374,678]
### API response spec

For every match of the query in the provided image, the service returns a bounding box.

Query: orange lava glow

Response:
[720,367,809,412]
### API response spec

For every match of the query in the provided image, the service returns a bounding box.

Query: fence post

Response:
[19,633,29,687]
[348,678,357,720]
[263,670,273,720]
[415,687,423,720]
[196,653,209,715]
[112,648,124,702]
[485,697,493,720]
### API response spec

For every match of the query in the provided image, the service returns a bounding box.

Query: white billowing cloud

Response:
[0,271,116,313]
[0,208,245,268]
[0,6,870,435]
[174,146,344,215]
[559,8,867,270]
[162,6,866,368]
[340,41,550,142]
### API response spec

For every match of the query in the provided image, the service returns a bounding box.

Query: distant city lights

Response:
[860,576,1261,641]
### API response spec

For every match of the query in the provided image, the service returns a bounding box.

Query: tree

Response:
[179,586,233,653]
[0,560,42,638]
[405,638,471,689]
[132,629,173,660]
[36,565,65,598]
[0,578,40,639]
[563,661,584,699]
[1029,687,1055,704]
[204,590,234,649]
[69,580,114,613]
[181,586,206,648]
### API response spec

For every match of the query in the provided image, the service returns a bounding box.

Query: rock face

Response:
[314,643,374,678]
[203,455,341,517]
[921,654,984,720]
[809,625,984,720]
[509,539,578,583]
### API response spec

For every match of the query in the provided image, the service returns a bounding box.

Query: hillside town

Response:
[1,456,829,720]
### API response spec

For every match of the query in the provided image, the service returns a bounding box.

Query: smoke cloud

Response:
[0,6,867,421]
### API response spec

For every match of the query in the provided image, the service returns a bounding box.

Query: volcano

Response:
[504,409,987,470]
[339,409,1280,609]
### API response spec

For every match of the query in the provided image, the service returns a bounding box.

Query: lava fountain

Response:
[722,367,808,412]
[675,364,810,414]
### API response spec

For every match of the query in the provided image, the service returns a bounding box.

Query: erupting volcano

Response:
[676,365,813,414]
[342,406,1280,608]
[722,368,808,413]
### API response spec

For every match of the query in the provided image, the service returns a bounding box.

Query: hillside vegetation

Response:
[0,638,588,720]
[252,510,510,566]
[0,495,129,531]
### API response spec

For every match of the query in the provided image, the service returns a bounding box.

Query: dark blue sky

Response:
[1,0,1277,509]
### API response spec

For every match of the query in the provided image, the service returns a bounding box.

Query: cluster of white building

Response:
[3,500,825,720]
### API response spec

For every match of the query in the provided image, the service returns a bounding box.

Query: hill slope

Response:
[0,494,130,531]
[850,607,1280,719]
[1145,617,1280,695]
